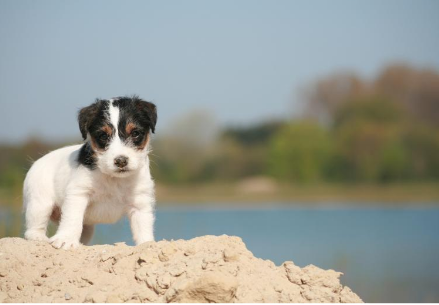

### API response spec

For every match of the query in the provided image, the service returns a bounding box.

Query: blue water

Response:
[90,206,439,302]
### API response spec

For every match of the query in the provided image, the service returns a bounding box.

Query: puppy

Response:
[23,96,157,249]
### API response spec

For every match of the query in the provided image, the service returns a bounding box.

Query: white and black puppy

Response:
[23,96,157,250]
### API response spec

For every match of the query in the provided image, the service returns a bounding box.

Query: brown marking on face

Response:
[102,124,113,136]
[89,124,113,152]
[137,132,150,151]
[125,122,137,135]
[90,137,102,152]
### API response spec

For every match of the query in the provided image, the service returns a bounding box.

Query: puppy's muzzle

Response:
[114,155,129,168]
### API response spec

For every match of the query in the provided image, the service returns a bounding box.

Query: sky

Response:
[0,0,438,143]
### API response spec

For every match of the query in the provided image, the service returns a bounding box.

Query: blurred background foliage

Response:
[152,64,439,184]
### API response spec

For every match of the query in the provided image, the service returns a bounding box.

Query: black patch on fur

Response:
[112,96,157,147]
[77,142,97,170]
[78,99,111,140]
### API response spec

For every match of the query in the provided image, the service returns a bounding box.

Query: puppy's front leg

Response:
[128,205,155,245]
[50,194,89,250]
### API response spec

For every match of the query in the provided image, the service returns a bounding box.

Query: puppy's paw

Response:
[135,235,155,245]
[25,230,49,242]
[49,235,80,250]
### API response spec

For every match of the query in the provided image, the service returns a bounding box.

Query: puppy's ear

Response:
[136,100,157,133]
[78,101,100,140]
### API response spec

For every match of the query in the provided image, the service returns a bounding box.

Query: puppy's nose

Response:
[114,156,129,168]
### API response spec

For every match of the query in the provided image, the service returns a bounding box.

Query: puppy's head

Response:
[78,96,157,177]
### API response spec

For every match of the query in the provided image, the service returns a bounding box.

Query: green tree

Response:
[403,125,439,179]
[333,97,409,182]
[268,121,333,182]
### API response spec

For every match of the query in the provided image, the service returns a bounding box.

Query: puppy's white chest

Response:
[83,179,133,225]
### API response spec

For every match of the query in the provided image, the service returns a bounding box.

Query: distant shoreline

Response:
[155,181,439,206]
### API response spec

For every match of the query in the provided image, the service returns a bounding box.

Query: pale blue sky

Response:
[1,0,438,142]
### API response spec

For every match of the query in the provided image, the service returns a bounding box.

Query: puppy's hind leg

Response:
[80,224,95,245]
[24,198,54,242]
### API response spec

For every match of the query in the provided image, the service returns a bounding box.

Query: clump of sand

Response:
[0,236,362,303]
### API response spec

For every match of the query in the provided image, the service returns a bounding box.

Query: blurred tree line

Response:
[151,64,439,184]
[1,64,438,203]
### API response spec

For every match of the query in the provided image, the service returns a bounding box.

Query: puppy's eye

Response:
[131,130,141,138]
[99,133,109,141]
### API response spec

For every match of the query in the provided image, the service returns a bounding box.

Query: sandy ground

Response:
[0,235,362,303]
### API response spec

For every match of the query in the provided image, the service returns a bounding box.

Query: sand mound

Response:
[0,236,362,303]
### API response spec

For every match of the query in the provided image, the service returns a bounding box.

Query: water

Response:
[91,206,439,303]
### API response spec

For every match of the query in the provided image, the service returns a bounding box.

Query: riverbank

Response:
[156,180,439,205]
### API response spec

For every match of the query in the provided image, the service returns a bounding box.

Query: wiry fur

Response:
[23,96,157,250]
